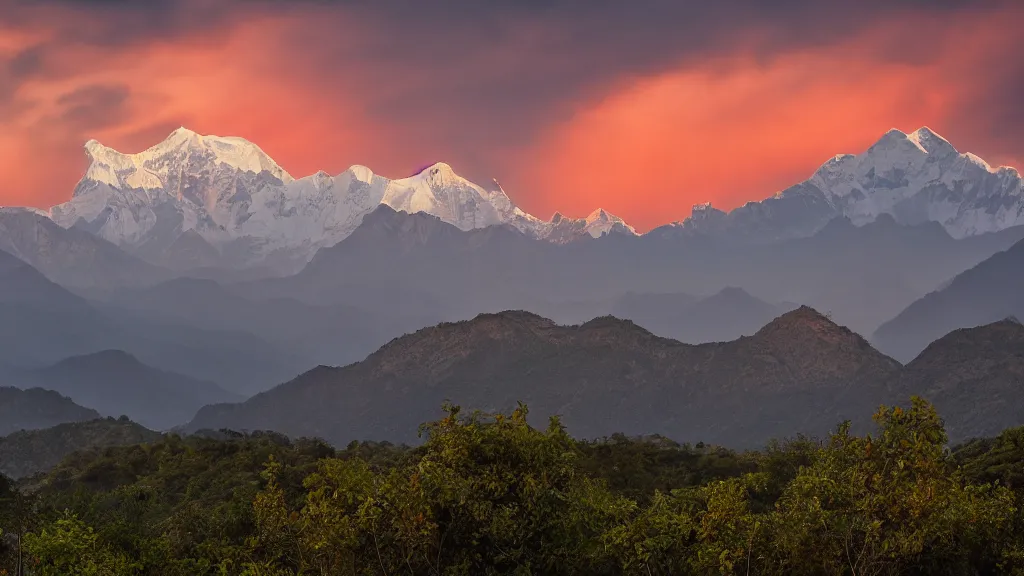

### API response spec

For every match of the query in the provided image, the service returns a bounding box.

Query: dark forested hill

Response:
[882,319,1024,442]
[0,417,161,479]
[873,238,1024,362]
[0,387,99,436]
[10,350,241,430]
[188,306,901,447]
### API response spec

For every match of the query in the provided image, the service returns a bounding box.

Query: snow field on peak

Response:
[672,126,1024,239]
[50,130,640,268]
[41,125,1024,271]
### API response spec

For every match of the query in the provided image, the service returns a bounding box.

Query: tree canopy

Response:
[3,398,1024,575]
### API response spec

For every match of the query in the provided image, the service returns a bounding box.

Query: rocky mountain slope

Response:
[240,205,1024,337]
[873,237,1024,362]
[881,320,1024,441]
[47,129,635,272]
[186,307,901,447]
[0,208,167,289]
[0,387,100,436]
[91,276,430,370]
[0,417,161,479]
[662,127,1024,242]
[0,248,309,394]
[32,126,1023,275]
[8,350,241,430]
[186,308,1024,447]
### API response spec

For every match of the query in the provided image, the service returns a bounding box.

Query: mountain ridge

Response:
[0,246,311,394]
[881,319,1024,441]
[0,386,101,436]
[8,349,243,430]
[185,306,1024,446]
[657,127,1023,242]
[185,306,901,447]
[873,237,1024,361]
[237,203,1024,337]
[22,125,1022,273]
[0,207,169,289]
[48,131,639,272]
[0,417,161,479]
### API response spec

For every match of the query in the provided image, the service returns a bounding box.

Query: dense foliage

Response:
[2,398,1024,575]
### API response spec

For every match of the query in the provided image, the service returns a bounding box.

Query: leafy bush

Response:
[3,398,1024,575]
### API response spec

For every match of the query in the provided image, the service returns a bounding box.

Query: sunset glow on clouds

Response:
[0,0,1021,230]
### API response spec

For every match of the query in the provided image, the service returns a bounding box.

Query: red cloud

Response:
[0,2,1020,234]
[511,9,1023,230]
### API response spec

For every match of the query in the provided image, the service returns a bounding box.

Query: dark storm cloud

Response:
[8,0,1012,98]
[6,46,45,79]
[1,0,1020,215]
[1,46,42,91]
[0,46,47,118]
[248,0,1016,172]
[4,0,1022,176]
[282,0,1005,82]
[0,0,241,120]
[20,0,1006,57]
[953,55,1024,157]
[55,84,131,131]
[5,0,242,47]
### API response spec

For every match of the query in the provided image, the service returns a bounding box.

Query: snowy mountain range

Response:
[658,127,1024,242]
[19,125,1024,272]
[44,128,635,272]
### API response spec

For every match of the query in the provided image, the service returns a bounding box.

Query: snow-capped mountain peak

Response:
[380,161,538,234]
[82,139,161,190]
[905,126,956,157]
[43,125,1024,272]
[690,202,723,216]
[79,128,293,193]
[410,162,458,186]
[52,128,303,254]
[51,129,594,271]
[534,207,638,242]
[583,208,637,238]
[346,164,376,183]
[675,126,1024,241]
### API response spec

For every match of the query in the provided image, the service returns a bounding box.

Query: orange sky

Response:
[0,1,1021,231]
